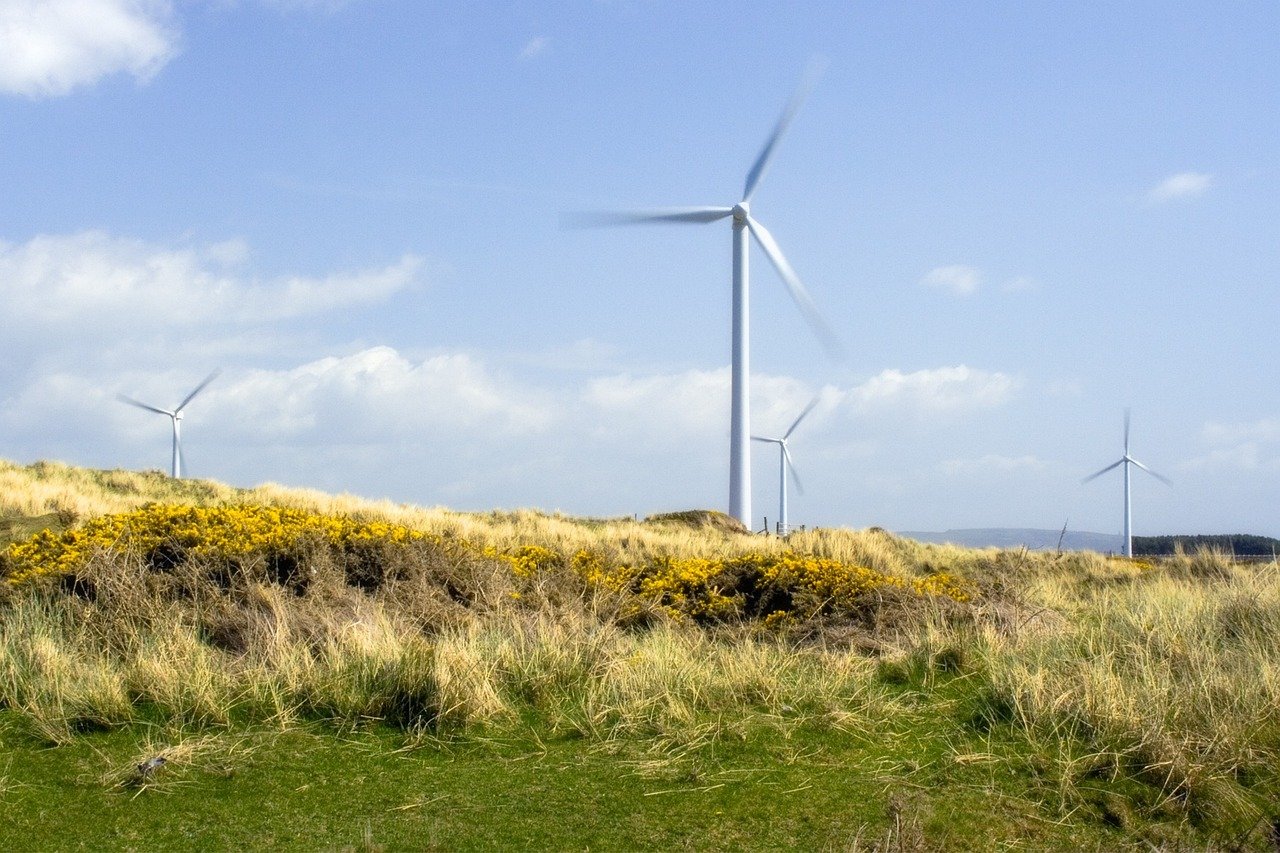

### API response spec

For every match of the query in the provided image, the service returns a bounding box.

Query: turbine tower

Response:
[1082,409,1171,557]
[118,370,221,478]
[752,396,819,535]
[570,67,838,528]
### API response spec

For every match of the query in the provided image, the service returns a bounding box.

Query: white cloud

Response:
[584,368,728,440]
[217,347,556,442]
[518,36,548,60]
[847,366,1018,414]
[1185,418,1280,472]
[1148,171,1214,203]
[0,231,422,332]
[921,265,980,296]
[581,368,827,444]
[0,0,177,98]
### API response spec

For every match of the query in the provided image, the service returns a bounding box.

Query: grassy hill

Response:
[3,459,1280,850]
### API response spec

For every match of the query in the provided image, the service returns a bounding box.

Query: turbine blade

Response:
[178,369,222,412]
[1081,459,1124,484]
[1124,408,1131,455]
[117,394,172,417]
[178,439,187,480]
[1129,458,1173,486]
[783,445,804,496]
[751,435,771,443]
[745,215,843,359]
[742,59,825,202]
[561,207,733,228]
[783,395,821,439]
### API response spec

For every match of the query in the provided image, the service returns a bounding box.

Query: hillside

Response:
[3,459,1280,850]
[900,526,1280,556]
[898,526,1122,552]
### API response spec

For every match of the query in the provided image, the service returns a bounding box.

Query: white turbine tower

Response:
[752,396,819,535]
[1082,409,1171,558]
[570,68,839,529]
[118,370,221,479]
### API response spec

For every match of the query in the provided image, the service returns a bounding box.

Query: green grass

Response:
[0,689,1141,852]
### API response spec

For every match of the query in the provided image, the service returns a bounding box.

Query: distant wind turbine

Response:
[1082,409,1171,557]
[752,396,819,535]
[568,65,840,528]
[117,370,221,478]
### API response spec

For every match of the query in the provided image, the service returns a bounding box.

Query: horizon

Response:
[1,2,1277,538]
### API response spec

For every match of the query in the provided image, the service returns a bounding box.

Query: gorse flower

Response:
[0,504,439,587]
[2,504,973,622]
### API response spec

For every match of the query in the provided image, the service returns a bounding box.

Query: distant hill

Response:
[898,528,1280,556]
[897,528,1121,552]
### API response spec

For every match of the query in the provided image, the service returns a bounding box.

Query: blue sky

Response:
[1,0,1277,537]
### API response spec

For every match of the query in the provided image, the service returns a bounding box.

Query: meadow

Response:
[2,458,1279,850]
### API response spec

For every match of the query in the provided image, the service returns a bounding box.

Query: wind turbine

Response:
[569,67,839,528]
[117,370,221,478]
[752,396,819,536]
[1082,409,1171,557]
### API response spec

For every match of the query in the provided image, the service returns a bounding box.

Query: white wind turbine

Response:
[752,396,819,535]
[570,68,839,528]
[117,370,221,479]
[1082,409,1171,558]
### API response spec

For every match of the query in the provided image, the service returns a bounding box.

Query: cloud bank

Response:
[0,231,421,334]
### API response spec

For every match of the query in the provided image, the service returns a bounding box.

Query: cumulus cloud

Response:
[581,368,826,443]
[216,347,556,442]
[0,0,177,98]
[921,265,980,296]
[518,36,548,60]
[1148,171,1214,203]
[0,231,422,333]
[847,366,1018,414]
[584,368,728,440]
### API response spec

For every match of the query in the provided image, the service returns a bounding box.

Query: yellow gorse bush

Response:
[1,504,438,586]
[2,505,973,623]
[513,550,973,622]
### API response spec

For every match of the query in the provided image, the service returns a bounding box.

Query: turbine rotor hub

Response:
[732,201,750,221]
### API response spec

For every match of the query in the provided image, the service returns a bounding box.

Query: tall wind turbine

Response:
[752,396,819,535]
[1082,409,1171,557]
[117,370,221,478]
[570,68,838,528]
